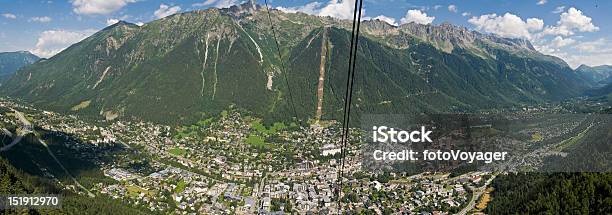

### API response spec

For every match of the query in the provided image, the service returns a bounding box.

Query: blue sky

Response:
[1,0,610,68]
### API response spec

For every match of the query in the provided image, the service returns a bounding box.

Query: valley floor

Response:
[0,97,609,214]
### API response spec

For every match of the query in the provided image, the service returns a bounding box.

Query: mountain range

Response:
[0,51,39,79]
[575,64,612,87]
[0,2,600,124]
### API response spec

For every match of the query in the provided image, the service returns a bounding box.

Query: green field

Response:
[127,185,154,197]
[168,147,187,156]
[245,134,267,148]
[555,124,592,151]
[174,179,187,193]
[251,120,287,135]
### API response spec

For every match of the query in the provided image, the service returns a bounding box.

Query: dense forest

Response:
[486,172,612,214]
[0,157,152,215]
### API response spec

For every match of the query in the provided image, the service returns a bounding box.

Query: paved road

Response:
[2,128,13,136]
[13,108,32,129]
[1,108,95,197]
[456,175,496,215]
[0,109,31,152]
[0,133,23,152]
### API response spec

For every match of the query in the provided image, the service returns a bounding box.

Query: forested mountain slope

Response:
[0,2,590,124]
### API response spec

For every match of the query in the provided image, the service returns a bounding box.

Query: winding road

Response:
[0,108,31,151]
[456,174,496,215]
[1,108,95,197]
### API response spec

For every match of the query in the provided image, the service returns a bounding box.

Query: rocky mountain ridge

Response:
[0,3,591,124]
[0,51,39,78]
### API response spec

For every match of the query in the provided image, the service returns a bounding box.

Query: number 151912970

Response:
[1,195,61,209]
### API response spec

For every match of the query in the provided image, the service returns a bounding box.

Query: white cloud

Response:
[533,43,556,55]
[550,36,575,48]
[318,0,359,20]
[106,18,120,26]
[400,9,435,25]
[1,13,17,19]
[550,38,612,68]
[526,18,544,31]
[447,5,457,13]
[193,0,238,8]
[106,14,132,26]
[154,4,181,19]
[276,0,362,20]
[135,22,144,26]
[461,12,471,17]
[192,0,217,7]
[373,15,398,26]
[433,5,442,10]
[276,2,323,15]
[216,0,239,8]
[30,29,97,58]
[466,7,603,68]
[542,7,598,36]
[534,37,610,69]
[537,0,547,5]
[468,13,543,39]
[564,53,612,68]
[71,0,136,15]
[552,6,565,14]
[574,38,607,53]
[29,16,52,23]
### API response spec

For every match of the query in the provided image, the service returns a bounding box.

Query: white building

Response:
[320,144,341,156]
